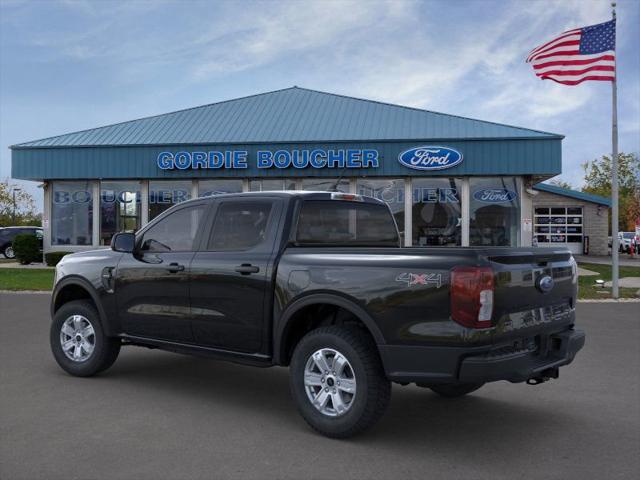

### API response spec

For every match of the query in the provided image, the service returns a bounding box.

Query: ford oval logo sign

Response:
[473,188,518,203]
[536,274,554,294]
[398,146,463,171]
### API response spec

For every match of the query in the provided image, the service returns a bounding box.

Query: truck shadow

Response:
[97,348,582,452]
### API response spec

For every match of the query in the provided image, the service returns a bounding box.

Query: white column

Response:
[43,182,52,253]
[519,177,532,247]
[140,180,149,227]
[404,178,412,247]
[191,179,198,199]
[242,179,250,192]
[349,178,357,194]
[92,181,100,246]
[461,178,470,247]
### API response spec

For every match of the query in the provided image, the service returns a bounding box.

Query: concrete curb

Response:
[0,290,51,295]
[577,298,640,303]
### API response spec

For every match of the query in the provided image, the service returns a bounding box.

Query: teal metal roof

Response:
[12,87,561,148]
[534,183,611,207]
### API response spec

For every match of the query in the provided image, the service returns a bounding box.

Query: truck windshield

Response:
[295,200,399,247]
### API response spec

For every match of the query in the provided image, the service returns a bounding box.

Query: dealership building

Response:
[10,87,611,255]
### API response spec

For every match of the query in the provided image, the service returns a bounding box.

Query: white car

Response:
[619,232,636,252]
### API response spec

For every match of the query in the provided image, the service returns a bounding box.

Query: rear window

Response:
[295,200,399,247]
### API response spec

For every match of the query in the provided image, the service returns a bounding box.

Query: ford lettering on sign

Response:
[398,146,463,171]
[473,188,518,203]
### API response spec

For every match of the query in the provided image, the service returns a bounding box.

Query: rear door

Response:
[115,202,207,342]
[190,197,284,353]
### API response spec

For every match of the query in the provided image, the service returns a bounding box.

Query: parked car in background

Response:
[0,226,43,259]
[619,232,635,253]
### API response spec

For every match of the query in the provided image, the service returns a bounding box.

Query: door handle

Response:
[235,264,260,275]
[166,262,185,273]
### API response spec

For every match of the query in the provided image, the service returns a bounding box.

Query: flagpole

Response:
[611,1,619,298]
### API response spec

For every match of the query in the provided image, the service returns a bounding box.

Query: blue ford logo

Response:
[398,146,463,171]
[473,188,517,203]
[536,275,554,294]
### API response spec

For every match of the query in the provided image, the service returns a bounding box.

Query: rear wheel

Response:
[290,325,391,438]
[50,300,120,377]
[429,382,484,398]
[3,244,15,259]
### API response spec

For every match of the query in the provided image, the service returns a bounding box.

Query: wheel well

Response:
[54,284,95,313]
[280,303,375,366]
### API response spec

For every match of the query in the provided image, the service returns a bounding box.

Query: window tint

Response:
[140,205,205,252]
[207,201,273,251]
[296,201,399,246]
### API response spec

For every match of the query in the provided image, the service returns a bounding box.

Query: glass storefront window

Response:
[199,179,243,197]
[469,177,520,247]
[412,178,462,246]
[301,178,349,192]
[51,182,93,245]
[249,179,296,191]
[356,179,405,238]
[100,181,141,245]
[148,180,192,220]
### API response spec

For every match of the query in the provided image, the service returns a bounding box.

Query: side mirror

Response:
[111,232,136,253]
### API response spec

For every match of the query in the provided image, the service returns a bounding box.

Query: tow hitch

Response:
[526,367,559,385]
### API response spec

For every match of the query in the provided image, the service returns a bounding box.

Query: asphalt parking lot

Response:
[1,294,638,480]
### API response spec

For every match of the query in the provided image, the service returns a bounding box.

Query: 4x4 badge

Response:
[396,272,442,288]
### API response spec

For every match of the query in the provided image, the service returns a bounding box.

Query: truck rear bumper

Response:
[379,327,585,385]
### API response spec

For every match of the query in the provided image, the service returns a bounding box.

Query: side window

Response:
[207,201,273,251]
[140,205,205,253]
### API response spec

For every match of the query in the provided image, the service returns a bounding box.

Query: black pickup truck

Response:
[50,191,584,437]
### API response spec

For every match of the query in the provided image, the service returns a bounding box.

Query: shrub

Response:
[44,251,71,266]
[12,234,41,265]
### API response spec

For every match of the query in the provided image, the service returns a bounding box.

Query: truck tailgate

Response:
[484,249,577,343]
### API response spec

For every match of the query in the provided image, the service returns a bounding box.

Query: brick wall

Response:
[532,191,609,255]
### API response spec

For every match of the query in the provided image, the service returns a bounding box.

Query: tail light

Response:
[450,266,494,329]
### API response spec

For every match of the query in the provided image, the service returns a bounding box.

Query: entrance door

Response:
[115,203,207,342]
[190,197,282,353]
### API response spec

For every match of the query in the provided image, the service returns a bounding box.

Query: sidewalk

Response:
[0,262,53,269]
[574,254,640,267]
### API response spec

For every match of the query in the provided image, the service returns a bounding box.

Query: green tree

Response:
[582,152,640,232]
[0,180,41,227]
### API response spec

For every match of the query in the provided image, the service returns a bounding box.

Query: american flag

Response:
[526,19,616,85]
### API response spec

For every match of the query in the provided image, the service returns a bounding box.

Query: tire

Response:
[50,300,121,377]
[3,244,15,259]
[289,325,391,438]
[429,382,484,398]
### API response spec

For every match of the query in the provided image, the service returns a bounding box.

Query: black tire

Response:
[50,300,121,377]
[289,325,391,438]
[429,382,484,398]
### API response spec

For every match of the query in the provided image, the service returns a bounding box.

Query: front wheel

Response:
[290,325,391,438]
[50,300,121,377]
[3,244,15,259]
[429,382,484,398]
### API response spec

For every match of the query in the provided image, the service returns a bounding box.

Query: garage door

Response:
[534,206,583,254]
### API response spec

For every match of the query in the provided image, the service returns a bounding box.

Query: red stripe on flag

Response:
[532,54,615,70]
[541,75,615,85]
[527,30,581,60]
[535,65,615,77]
[530,47,581,61]
[529,40,581,60]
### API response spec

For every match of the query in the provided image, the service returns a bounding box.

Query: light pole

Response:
[12,187,22,224]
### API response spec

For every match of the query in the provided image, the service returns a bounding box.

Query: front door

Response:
[115,203,207,342]
[190,198,282,353]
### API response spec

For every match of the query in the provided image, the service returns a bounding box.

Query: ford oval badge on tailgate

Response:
[398,146,463,171]
[536,274,555,294]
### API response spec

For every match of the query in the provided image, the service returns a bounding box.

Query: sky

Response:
[1,0,639,211]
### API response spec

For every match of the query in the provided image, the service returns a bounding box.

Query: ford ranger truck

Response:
[50,191,585,438]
